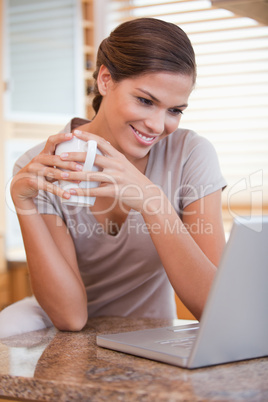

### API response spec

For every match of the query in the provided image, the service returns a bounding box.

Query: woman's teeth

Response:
[133,127,155,142]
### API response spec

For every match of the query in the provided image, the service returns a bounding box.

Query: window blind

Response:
[107,0,268,226]
[4,0,83,122]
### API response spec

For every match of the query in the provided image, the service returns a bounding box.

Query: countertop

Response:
[0,317,267,401]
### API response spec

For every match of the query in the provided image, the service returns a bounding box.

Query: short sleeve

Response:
[33,190,64,219]
[179,134,227,210]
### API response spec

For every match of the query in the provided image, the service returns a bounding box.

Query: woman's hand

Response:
[60,130,161,213]
[10,132,83,209]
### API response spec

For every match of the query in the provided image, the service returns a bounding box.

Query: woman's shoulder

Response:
[155,128,213,159]
[168,127,211,148]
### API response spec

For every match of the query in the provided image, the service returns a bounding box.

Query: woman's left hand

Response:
[59,130,161,213]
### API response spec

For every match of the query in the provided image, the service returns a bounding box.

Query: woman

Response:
[0,18,226,338]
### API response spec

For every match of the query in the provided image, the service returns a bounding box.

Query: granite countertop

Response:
[0,317,267,401]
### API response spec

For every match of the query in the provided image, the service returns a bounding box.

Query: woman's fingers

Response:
[58,152,120,172]
[58,170,116,185]
[11,170,71,202]
[74,130,122,158]
[37,153,84,171]
[58,152,86,163]
[42,132,73,155]
[38,177,71,199]
[26,131,122,185]
[73,129,100,143]
[69,183,118,200]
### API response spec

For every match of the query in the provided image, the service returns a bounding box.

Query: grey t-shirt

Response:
[14,118,227,319]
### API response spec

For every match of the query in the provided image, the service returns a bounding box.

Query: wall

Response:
[0,0,7,281]
[0,0,5,235]
[0,1,63,261]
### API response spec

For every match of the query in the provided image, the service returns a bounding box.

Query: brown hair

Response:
[92,18,196,114]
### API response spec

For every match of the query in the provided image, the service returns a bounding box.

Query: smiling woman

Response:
[0,18,226,338]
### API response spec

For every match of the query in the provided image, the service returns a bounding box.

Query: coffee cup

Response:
[55,136,102,207]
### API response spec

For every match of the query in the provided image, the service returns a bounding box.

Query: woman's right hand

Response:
[10,132,82,210]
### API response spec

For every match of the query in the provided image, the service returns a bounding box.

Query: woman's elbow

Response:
[54,312,88,333]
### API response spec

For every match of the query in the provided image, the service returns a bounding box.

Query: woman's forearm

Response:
[14,198,88,331]
[142,193,218,321]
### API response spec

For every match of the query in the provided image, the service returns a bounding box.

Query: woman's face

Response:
[94,66,194,163]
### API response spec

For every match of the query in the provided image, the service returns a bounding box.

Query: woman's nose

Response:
[144,110,165,135]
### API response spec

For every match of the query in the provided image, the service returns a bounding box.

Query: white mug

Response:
[55,136,102,207]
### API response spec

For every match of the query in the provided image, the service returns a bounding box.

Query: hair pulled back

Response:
[92,18,196,114]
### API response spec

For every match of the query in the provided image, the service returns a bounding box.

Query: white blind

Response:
[107,0,268,215]
[4,0,84,122]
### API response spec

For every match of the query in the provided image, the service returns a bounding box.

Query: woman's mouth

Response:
[130,125,156,145]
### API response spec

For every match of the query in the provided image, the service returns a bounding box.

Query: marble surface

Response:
[0,317,267,401]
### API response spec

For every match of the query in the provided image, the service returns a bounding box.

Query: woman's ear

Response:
[97,65,113,96]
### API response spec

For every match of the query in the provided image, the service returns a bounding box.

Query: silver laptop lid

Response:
[188,216,268,367]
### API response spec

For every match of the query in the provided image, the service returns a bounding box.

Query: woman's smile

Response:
[130,125,156,146]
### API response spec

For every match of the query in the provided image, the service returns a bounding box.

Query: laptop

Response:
[97,216,268,368]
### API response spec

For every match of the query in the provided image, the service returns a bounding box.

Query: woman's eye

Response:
[138,97,153,106]
[168,108,183,116]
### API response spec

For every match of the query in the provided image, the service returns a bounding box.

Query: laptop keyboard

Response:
[155,325,199,350]
[157,336,196,350]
